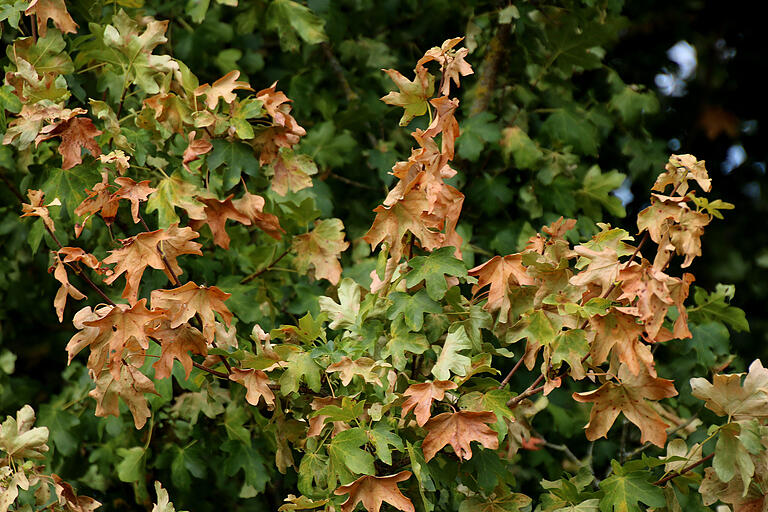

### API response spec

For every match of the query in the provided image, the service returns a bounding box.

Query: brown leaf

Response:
[190,194,251,249]
[326,357,384,386]
[233,192,284,240]
[422,410,499,461]
[255,82,293,127]
[270,149,316,196]
[150,281,232,342]
[588,309,652,376]
[572,364,677,447]
[292,218,349,284]
[74,173,119,231]
[103,229,165,303]
[333,471,415,512]
[652,154,711,196]
[50,257,86,323]
[36,116,102,170]
[417,37,473,96]
[113,177,156,224]
[569,245,620,295]
[401,380,457,427]
[229,368,275,408]
[468,254,534,323]
[51,474,101,512]
[182,131,213,172]
[20,189,60,232]
[89,364,157,429]
[147,320,207,379]
[25,0,78,37]
[83,299,165,379]
[57,247,102,271]
[194,70,253,110]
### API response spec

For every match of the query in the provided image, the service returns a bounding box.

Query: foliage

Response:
[0,1,760,511]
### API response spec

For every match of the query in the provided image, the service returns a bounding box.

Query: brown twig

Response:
[137,213,182,287]
[654,453,714,486]
[498,355,526,389]
[240,248,290,284]
[470,23,511,116]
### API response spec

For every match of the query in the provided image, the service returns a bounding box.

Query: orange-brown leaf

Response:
[25,0,78,37]
[182,131,213,172]
[89,365,157,429]
[113,177,156,224]
[233,193,284,240]
[572,364,677,447]
[401,380,457,427]
[334,471,415,512]
[468,254,534,323]
[588,310,652,376]
[194,70,253,110]
[20,189,60,232]
[150,281,232,342]
[148,320,207,379]
[292,218,349,285]
[50,257,86,323]
[36,116,102,170]
[51,474,101,512]
[190,195,251,249]
[229,368,275,408]
[74,173,119,230]
[422,410,499,461]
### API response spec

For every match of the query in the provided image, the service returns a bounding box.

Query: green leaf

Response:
[689,284,749,332]
[525,310,557,346]
[598,460,665,512]
[713,422,755,486]
[38,404,79,456]
[328,427,375,484]
[431,324,472,380]
[407,441,435,512]
[458,112,501,162]
[366,423,403,465]
[541,109,598,156]
[313,397,365,423]
[117,446,146,483]
[405,247,468,301]
[207,139,260,191]
[41,166,101,219]
[458,388,515,440]
[501,126,543,170]
[579,165,626,218]
[387,289,442,331]
[279,349,322,395]
[382,322,430,371]
[298,451,330,497]
[610,86,659,125]
[266,0,327,52]
[0,85,22,114]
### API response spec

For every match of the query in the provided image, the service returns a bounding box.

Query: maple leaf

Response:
[194,70,253,110]
[190,194,251,249]
[50,255,86,322]
[83,299,165,379]
[146,173,206,227]
[431,324,472,380]
[255,82,293,126]
[0,405,49,459]
[147,320,207,379]
[292,218,349,284]
[405,246,467,301]
[334,471,415,512]
[468,254,534,323]
[572,364,677,447]
[89,364,157,429]
[36,115,102,170]
[229,368,275,408]
[104,226,201,303]
[401,380,457,426]
[363,191,446,263]
[690,359,768,420]
[270,149,317,196]
[25,0,78,37]
[588,309,653,376]
[652,154,711,196]
[51,474,101,512]
[57,247,102,271]
[99,150,131,174]
[417,37,473,96]
[20,189,60,232]
[569,245,620,295]
[151,281,232,343]
[381,66,435,126]
[326,357,386,386]
[74,172,119,232]
[233,192,284,240]
[143,92,192,134]
[182,130,213,172]
[419,96,460,158]
[422,410,499,461]
[598,460,665,512]
[113,177,156,224]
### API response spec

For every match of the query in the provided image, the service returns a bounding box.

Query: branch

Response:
[240,248,290,284]
[654,453,714,486]
[498,355,525,389]
[321,42,357,102]
[138,213,182,287]
[470,22,511,116]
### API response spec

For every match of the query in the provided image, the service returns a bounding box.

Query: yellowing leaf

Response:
[690,359,768,420]
[292,218,349,285]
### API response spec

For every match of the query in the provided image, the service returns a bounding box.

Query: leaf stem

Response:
[653,453,714,486]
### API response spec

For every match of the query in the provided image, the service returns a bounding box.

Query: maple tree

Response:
[0,1,761,512]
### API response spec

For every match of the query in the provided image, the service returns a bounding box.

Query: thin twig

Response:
[240,248,290,284]
[654,453,714,486]
[138,213,182,287]
[498,356,525,389]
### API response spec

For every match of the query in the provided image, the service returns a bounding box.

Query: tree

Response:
[0,1,760,511]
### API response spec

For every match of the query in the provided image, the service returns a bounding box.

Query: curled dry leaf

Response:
[229,368,275,408]
[35,115,102,170]
[20,189,60,233]
[150,281,232,343]
[182,131,213,172]
[25,0,78,37]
